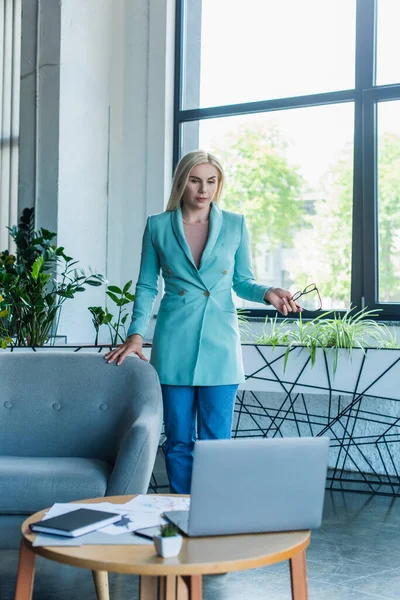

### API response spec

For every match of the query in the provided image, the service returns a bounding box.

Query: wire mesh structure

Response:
[237,344,400,496]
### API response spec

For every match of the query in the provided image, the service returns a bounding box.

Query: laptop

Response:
[163,437,329,537]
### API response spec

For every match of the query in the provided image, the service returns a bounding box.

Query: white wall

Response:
[107,0,175,295]
[57,0,112,343]
[56,0,175,344]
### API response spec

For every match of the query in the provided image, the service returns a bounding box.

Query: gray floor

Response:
[2,465,400,599]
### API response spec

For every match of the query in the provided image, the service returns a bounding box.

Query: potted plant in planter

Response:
[153,522,183,558]
[253,306,398,371]
[240,306,400,397]
[0,208,105,347]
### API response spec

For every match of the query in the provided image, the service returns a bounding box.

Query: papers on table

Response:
[100,494,190,535]
[31,495,190,546]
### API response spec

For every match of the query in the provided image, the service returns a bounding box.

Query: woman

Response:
[105,150,301,493]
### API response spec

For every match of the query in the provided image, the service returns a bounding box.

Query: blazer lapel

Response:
[199,202,222,271]
[171,206,197,269]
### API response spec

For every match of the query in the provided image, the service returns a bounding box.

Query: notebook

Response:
[29,508,124,537]
[164,437,329,537]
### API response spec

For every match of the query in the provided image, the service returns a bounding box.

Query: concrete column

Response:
[56,0,112,343]
[19,0,60,233]
[18,0,175,343]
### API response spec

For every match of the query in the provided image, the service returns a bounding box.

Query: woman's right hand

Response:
[104,334,148,366]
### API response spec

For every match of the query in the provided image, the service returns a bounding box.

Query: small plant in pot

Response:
[153,522,183,558]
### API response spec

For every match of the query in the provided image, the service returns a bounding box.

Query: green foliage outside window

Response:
[290,132,400,305]
[213,123,305,279]
[377,133,400,302]
[213,123,400,308]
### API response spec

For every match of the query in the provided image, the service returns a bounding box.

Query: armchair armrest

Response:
[105,409,163,496]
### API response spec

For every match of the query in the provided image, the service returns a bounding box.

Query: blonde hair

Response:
[165,150,225,211]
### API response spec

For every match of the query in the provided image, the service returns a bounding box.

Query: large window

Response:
[376,0,400,85]
[182,0,356,109]
[175,0,400,318]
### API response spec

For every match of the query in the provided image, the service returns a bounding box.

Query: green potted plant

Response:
[0,208,105,347]
[0,293,12,348]
[153,522,183,558]
[88,281,135,346]
[238,305,400,401]
[253,306,399,373]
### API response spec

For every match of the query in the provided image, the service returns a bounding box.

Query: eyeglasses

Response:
[291,283,322,311]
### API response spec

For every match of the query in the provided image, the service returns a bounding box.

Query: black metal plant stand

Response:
[235,345,400,496]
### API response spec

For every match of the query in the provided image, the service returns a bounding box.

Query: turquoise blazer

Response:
[127,203,270,385]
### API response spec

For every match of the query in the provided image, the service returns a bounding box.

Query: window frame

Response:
[174,0,400,320]
[363,85,400,316]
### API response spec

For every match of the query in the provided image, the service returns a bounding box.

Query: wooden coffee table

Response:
[14,495,311,600]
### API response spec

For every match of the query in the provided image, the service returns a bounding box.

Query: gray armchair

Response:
[0,351,163,548]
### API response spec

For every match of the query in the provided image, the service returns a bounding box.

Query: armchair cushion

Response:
[0,456,112,514]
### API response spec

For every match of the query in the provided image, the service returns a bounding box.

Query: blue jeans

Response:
[161,384,238,494]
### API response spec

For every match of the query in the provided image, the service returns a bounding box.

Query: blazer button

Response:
[167,269,172,274]
[222,269,228,275]
[203,291,210,297]
[179,290,185,296]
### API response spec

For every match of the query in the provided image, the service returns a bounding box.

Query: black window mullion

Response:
[352,0,376,312]
[173,0,185,167]
[176,89,356,124]
[362,91,378,312]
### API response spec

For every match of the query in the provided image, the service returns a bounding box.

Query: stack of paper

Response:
[31,495,190,547]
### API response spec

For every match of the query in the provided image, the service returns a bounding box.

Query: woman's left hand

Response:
[264,287,302,316]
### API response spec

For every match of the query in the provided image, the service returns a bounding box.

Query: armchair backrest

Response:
[0,352,162,463]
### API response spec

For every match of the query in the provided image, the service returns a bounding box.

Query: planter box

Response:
[241,345,400,399]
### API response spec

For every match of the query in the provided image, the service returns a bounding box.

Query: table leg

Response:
[92,570,110,600]
[14,540,36,600]
[192,575,202,600]
[159,575,177,599]
[290,550,308,600]
[176,576,189,600]
[183,575,202,600]
[140,575,202,600]
[139,575,157,599]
